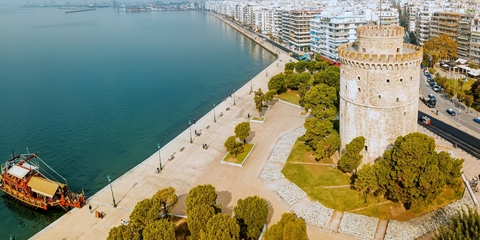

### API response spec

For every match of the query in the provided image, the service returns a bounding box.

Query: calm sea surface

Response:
[0,7,275,239]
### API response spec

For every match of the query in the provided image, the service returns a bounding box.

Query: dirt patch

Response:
[173,217,190,240]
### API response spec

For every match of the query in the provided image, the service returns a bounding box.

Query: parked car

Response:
[433,85,441,92]
[429,81,436,87]
[446,109,456,116]
[474,117,480,124]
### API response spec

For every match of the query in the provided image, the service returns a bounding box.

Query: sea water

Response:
[0,6,275,239]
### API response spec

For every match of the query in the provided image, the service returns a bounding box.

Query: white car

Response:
[433,85,440,92]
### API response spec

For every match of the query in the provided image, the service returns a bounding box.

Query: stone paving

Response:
[275,183,307,207]
[299,201,334,228]
[338,212,379,239]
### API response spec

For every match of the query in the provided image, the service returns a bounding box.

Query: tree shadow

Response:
[247,131,256,142]
[216,191,232,215]
[175,193,188,216]
[266,200,275,224]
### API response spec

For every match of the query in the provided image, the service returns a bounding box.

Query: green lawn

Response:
[448,78,476,93]
[282,140,464,220]
[276,90,300,105]
[252,117,264,121]
[223,143,254,164]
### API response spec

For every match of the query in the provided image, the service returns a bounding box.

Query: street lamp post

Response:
[157,142,162,171]
[250,78,253,93]
[213,103,216,122]
[107,174,117,207]
[233,89,236,105]
[189,120,192,143]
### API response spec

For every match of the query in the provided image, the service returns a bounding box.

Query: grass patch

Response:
[282,140,464,220]
[282,164,351,188]
[223,143,254,164]
[251,117,264,121]
[276,90,300,105]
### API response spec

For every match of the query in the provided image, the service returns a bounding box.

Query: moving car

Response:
[474,117,480,124]
[446,109,456,116]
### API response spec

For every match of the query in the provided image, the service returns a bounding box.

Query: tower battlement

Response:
[357,25,404,39]
[338,42,422,65]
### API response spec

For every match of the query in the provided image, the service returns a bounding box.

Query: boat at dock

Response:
[0,151,86,210]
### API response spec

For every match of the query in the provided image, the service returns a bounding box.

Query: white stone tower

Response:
[338,25,423,164]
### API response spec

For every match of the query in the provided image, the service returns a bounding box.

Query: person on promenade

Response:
[89,204,92,213]
[248,113,250,118]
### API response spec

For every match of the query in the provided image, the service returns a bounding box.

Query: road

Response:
[419,69,480,135]
[419,111,480,159]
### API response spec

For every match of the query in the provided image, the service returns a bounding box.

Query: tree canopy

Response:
[233,196,268,239]
[224,135,244,157]
[186,184,221,217]
[303,84,337,119]
[285,62,295,71]
[188,204,216,240]
[374,132,463,207]
[254,88,265,116]
[423,34,458,66]
[434,208,480,240]
[107,225,139,240]
[267,73,286,94]
[234,122,251,143]
[152,187,178,219]
[338,136,365,173]
[354,164,378,203]
[143,219,176,240]
[263,213,308,240]
[304,117,340,160]
[199,214,240,240]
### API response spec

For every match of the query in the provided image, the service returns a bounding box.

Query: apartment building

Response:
[430,12,473,60]
[416,10,432,45]
[310,12,367,62]
[470,18,480,65]
[281,10,321,51]
[404,3,419,32]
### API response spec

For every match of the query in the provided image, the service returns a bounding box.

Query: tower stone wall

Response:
[338,25,423,164]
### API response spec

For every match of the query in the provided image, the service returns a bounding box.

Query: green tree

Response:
[298,83,307,108]
[187,204,216,240]
[129,198,164,233]
[234,122,251,144]
[254,88,265,116]
[338,152,362,173]
[267,73,286,94]
[152,187,178,218]
[264,89,275,104]
[199,214,240,240]
[143,219,176,240]
[224,135,244,157]
[445,86,456,100]
[263,213,308,240]
[233,196,268,239]
[470,80,480,101]
[434,208,480,240]
[354,164,379,203]
[295,61,308,73]
[423,34,458,66]
[304,118,340,159]
[186,184,221,217]
[306,60,317,73]
[107,225,139,240]
[464,94,474,110]
[287,72,310,90]
[338,136,365,173]
[303,84,337,119]
[375,132,463,208]
[285,62,296,71]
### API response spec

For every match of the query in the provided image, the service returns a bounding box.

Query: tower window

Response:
[358,76,360,81]
[365,146,368,151]
[404,112,406,116]
[396,98,399,102]
[378,95,381,99]
[400,78,403,82]
[410,76,413,81]
[358,88,361,92]
[396,48,400,53]
[386,79,390,83]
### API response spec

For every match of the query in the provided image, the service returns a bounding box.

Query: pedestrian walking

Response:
[89,204,92,213]
[248,113,250,118]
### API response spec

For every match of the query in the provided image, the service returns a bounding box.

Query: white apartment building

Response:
[470,18,480,65]
[281,10,321,51]
[310,11,367,62]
